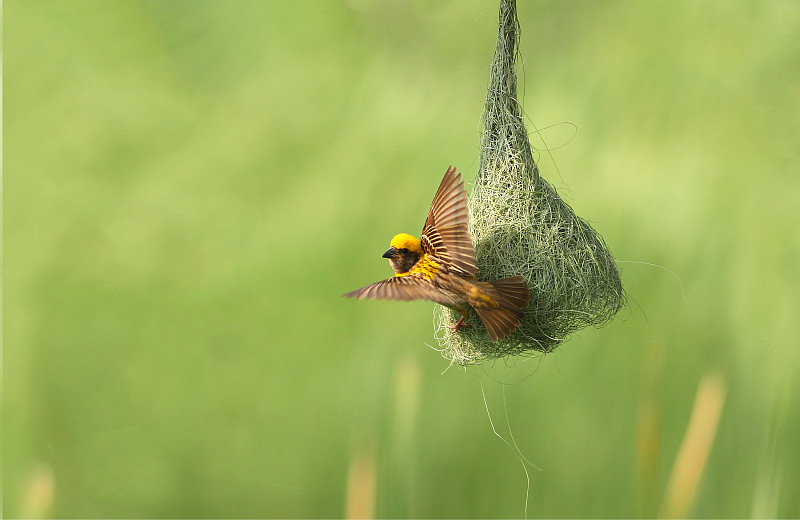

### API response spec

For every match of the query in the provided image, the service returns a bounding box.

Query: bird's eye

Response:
[399,248,408,253]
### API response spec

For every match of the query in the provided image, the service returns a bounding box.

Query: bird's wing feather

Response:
[420,166,478,276]
[343,275,459,306]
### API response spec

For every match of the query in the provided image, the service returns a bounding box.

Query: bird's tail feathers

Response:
[474,276,530,342]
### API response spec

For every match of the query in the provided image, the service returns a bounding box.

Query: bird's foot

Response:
[447,316,471,334]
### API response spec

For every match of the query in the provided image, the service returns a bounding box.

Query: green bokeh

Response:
[5,1,799,518]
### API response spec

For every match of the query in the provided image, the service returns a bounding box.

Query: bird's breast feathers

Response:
[396,254,440,281]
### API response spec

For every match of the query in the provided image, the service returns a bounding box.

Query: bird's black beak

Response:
[382,246,399,259]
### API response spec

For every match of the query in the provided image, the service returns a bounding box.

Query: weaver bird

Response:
[344,166,530,342]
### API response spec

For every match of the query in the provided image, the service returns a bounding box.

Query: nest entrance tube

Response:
[434,0,624,366]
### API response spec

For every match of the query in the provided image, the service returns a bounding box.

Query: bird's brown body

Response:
[344,166,530,342]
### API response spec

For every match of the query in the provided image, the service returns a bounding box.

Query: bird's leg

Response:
[448,310,471,334]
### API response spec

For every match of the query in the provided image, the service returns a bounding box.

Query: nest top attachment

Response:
[435,0,624,365]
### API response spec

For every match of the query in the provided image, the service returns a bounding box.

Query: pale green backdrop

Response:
[5,1,799,518]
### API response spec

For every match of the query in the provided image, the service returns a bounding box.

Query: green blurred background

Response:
[5,1,799,518]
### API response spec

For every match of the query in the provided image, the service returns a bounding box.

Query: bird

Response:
[343,165,530,342]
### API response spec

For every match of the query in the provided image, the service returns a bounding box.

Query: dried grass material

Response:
[434,0,623,365]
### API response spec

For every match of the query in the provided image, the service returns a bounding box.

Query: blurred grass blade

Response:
[346,440,377,520]
[660,373,727,518]
[20,464,55,519]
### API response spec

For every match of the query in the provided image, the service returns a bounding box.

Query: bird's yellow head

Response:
[382,233,423,274]
[389,233,423,254]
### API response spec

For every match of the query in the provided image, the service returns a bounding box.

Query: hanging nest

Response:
[434,0,624,365]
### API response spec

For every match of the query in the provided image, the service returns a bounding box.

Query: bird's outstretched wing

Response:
[419,166,478,276]
[343,276,460,306]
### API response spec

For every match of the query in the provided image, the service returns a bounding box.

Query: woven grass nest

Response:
[434,0,624,365]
